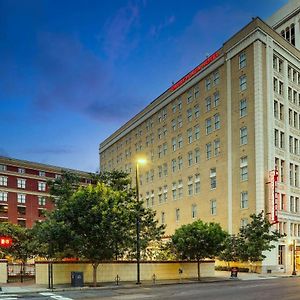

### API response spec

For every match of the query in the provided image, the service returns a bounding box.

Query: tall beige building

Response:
[100,1,300,273]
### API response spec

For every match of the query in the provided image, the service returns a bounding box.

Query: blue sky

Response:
[0,0,287,172]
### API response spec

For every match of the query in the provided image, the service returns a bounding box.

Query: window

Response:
[210,168,216,189]
[214,139,220,156]
[210,199,217,215]
[205,97,211,112]
[158,145,162,158]
[17,194,26,204]
[178,98,182,111]
[188,151,193,166]
[18,168,25,174]
[187,90,193,104]
[17,219,26,227]
[38,196,46,206]
[0,176,7,186]
[195,148,200,163]
[178,180,183,198]
[240,218,248,228]
[194,85,200,98]
[240,156,248,181]
[188,176,193,196]
[240,99,247,117]
[17,178,26,189]
[178,156,183,170]
[206,143,212,159]
[194,125,200,140]
[205,78,211,91]
[172,182,177,200]
[187,109,192,122]
[0,191,8,202]
[163,163,168,177]
[214,92,220,107]
[38,181,46,191]
[205,118,212,135]
[171,120,176,132]
[240,126,248,145]
[17,206,26,216]
[241,191,248,209]
[213,71,220,85]
[163,143,167,155]
[239,75,247,91]
[39,171,46,177]
[178,135,183,148]
[187,128,193,144]
[194,105,200,118]
[172,138,177,151]
[163,185,168,202]
[178,115,183,128]
[195,174,200,194]
[214,114,220,130]
[175,208,180,221]
[239,52,246,69]
[0,165,6,171]
[192,204,197,219]
[172,159,177,172]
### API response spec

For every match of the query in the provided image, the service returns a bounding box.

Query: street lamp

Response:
[135,158,146,284]
[292,239,297,275]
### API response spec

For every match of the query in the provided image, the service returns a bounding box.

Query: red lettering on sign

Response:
[169,51,221,92]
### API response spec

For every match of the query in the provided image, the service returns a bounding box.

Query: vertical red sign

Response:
[268,169,279,224]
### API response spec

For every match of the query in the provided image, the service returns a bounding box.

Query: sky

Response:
[0,0,288,172]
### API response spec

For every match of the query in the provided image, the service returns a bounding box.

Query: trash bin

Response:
[71,271,84,287]
[230,267,238,278]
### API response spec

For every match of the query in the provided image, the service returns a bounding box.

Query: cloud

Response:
[149,15,176,37]
[174,5,253,70]
[24,146,74,155]
[0,148,10,157]
[100,1,141,61]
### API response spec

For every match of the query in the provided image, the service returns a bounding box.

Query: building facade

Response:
[0,156,91,228]
[99,2,300,273]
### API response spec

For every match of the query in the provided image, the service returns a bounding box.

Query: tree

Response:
[0,222,32,282]
[33,171,165,287]
[238,212,283,268]
[218,235,243,267]
[171,220,227,280]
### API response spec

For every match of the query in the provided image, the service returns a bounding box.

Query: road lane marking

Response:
[39,292,73,300]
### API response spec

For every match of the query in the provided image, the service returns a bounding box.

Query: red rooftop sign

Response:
[169,51,221,92]
[0,236,12,248]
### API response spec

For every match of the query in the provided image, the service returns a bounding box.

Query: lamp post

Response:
[292,239,297,275]
[135,158,146,285]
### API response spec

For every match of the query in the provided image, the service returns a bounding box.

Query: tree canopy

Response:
[171,220,227,280]
[33,171,165,286]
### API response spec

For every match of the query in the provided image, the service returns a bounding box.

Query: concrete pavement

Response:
[0,271,298,295]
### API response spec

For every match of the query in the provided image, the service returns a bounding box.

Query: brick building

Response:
[0,156,91,228]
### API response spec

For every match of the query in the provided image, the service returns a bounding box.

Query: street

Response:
[1,277,300,300]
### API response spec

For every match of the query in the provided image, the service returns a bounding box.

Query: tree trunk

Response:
[92,263,99,287]
[197,259,201,281]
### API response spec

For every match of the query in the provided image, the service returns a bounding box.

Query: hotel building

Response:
[0,156,91,228]
[99,1,300,273]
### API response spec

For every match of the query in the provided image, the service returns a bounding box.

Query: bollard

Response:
[152,273,156,284]
[115,274,120,286]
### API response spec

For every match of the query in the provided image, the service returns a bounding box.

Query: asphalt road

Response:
[2,278,300,300]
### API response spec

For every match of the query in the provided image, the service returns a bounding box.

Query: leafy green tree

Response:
[33,172,165,286]
[0,222,33,281]
[218,235,243,267]
[171,220,227,280]
[238,212,283,268]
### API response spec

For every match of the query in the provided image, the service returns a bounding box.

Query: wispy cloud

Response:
[24,146,74,155]
[174,5,252,69]
[149,15,176,37]
[0,148,10,157]
[100,1,141,61]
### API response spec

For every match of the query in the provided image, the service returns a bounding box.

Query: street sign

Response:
[0,236,12,248]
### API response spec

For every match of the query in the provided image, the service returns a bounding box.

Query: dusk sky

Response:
[1,0,288,172]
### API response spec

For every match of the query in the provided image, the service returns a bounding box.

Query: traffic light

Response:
[0,236,12,248]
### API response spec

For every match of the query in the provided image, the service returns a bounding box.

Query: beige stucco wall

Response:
[0,260,7,283]
[35,261,214,285]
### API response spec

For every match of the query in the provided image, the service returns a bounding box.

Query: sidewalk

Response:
[0,271,298,295]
